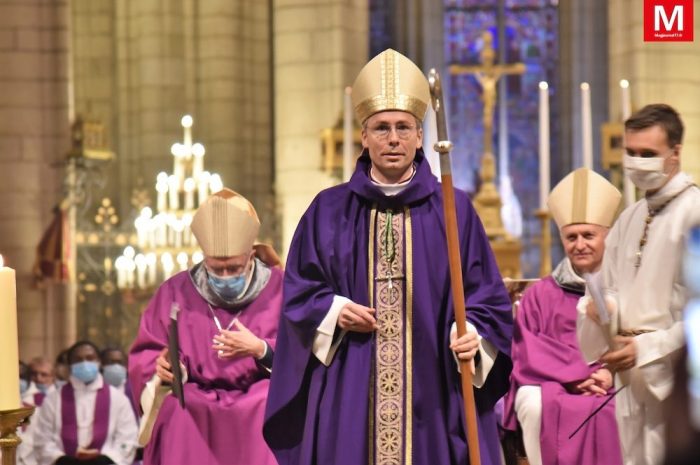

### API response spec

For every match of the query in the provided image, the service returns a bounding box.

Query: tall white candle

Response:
[538,82,550,210]
[182,115,193,148]
[198,171,210,206]
[168,175,179,211]
[581,82,593,170]
[146,253,157,286]
[342,86,354,182]
[184,178,195,211]
[0,255,20,410]
[192,143,205,181]
[135,254,147,289]
[620,79,631,121]
[620,79,635,206]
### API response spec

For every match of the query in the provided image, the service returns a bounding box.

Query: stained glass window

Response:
[445,0,559,276]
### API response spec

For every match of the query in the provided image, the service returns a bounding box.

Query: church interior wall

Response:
[0,0,72,360]
[273,0,369,255]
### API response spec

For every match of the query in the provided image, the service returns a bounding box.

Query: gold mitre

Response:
[191,188,260,257]
[351,48,431,124]
[547,168,621,229]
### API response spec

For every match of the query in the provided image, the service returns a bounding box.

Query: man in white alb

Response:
[577,103,700,465]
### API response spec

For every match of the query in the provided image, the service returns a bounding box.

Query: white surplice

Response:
[577,172,700,465]
[33,374,138,465]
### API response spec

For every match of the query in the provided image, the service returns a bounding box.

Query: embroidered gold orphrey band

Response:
[571,168,588,224]
[368,206,413,465]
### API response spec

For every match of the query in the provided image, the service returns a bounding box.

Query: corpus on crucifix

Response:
[449,30,525,156]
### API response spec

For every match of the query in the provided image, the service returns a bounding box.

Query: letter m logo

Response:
[644,0,694,41]
[655,4,683,31]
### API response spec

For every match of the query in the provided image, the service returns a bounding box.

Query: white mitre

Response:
[190,188,260,257]
[548,168,622,229]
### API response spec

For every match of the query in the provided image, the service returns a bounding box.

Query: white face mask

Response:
[623,154,668,191]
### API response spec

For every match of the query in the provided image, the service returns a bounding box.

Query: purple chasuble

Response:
[503,275,623,465]
[60,382,110,456]
[264,150,514,465]
[129,267,282,465]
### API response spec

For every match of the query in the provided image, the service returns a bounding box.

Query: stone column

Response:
[558,0,609,175]
[608,0,700,179]
[0,0,71,359]
[273,0,368,254]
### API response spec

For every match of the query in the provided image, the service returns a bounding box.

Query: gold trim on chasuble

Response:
[367,206,413,465]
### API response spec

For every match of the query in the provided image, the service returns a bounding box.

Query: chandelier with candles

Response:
[114,115,223,290]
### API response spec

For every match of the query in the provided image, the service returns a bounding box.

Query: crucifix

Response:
[448,30,526,277]
[449,30,525,155]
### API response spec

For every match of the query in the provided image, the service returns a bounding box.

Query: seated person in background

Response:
[129,188,282,465]
[34,340,138,465]
[55,350,71,389]
[503,168,623,465]
[23,357,56,407]
[100,348,128,391]
[18,361,37,465]
[20,361,31,398]
[100,348,137,415]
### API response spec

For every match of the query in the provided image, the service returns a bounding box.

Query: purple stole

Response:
[34,391,45,407]
[60,382,111,457]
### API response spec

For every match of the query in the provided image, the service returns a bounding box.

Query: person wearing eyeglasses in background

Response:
[577,104,700,465]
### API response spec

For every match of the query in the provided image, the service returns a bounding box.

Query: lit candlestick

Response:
[173,220,183,249]
[168,175,179,211]
[135,216,147,248]
[115,256,127,289]
[125,259,136,289]
[0,254,20,410]
[342,86,354,182]
[146,253,157,286]
[135,254,147,289]
[171,143,185,186]
[620,79,631,121]
[184,178,195,211]
[192,143,205,180]
[198,171,210,206]
[156,176,168,213]
[182,213,193,246]
[581,82,593,170]
[161,253,174,279]
[538,81,550,210]
[620,79,635,206]
[209,174,223,193]
[182,115,193,148]
[177,252,189,271]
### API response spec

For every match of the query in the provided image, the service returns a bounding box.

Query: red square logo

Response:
[644,0,694,41]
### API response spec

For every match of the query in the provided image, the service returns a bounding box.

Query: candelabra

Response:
[115,115,223,290]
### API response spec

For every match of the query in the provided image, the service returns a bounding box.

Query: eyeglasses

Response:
[367,123,417,140]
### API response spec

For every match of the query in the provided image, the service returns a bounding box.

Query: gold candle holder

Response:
[535,209,552,277]
[0,406,34,465]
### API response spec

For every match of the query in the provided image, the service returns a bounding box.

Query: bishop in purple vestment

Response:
[129,189,281,465]
[503,168,623,465]
[264,49,513,465]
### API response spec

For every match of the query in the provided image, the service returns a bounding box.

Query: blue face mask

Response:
[36,382,49,394]
[71,361,100,384]
[19,379,29,395]
[55,380,68,389]
[102,364,127,387]
[208,272,247,300]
